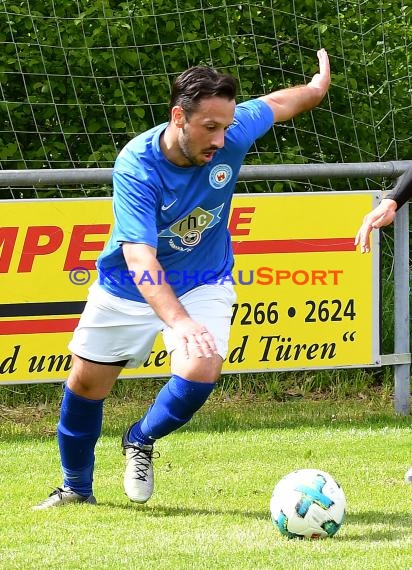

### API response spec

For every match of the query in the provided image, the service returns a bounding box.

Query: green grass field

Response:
[0,393,411,570]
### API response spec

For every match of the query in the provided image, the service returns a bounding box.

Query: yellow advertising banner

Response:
[0,192,380,384]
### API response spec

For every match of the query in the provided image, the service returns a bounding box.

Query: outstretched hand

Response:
[260,48,331,123]
[354,198,398,253]
[308,48,331,95]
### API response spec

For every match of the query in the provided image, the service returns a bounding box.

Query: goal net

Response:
[0,0,410,198]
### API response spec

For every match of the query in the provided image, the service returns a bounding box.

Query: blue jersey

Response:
[97,98,274,302]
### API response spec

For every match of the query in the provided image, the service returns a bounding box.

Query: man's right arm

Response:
[122,242,216,358]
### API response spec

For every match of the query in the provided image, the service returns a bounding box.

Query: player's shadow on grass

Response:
[100,503,412,540]
[98,503,412,540]
[100,501,272,521]
[341,511,412,540]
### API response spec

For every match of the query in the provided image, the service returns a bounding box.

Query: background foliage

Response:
[0,0,410,176]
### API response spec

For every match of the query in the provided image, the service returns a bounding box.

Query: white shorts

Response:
[68,281,236,368]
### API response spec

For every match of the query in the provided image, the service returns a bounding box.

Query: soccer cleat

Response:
[32,487,97,510]
[405,468,412,483]
[122,431,158,503]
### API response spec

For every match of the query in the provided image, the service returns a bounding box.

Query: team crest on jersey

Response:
[158,204,224,250]
[209,164,232,189]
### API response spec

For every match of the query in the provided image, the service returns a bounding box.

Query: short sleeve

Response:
[112,169,159,249]
[226,99,274,151]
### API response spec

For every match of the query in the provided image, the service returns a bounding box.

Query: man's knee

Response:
[67,355,120,399]
[171,352,223,382]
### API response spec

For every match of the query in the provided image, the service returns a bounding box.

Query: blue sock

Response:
[57,385,104,496]
[128,375,215,445]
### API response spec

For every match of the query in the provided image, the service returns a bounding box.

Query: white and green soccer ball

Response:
[270,468,346,539]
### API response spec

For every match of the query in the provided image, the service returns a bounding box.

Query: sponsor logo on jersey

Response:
[159,204,224,250]
[209,164,232,189]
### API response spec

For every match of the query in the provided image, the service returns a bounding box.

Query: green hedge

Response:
[0,0,410,171]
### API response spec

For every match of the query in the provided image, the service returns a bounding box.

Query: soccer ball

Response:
[270,468,346,539]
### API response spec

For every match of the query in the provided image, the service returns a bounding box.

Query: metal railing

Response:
[0,161,412,186]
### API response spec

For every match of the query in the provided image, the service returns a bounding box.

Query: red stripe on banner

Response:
[0,237,355,336]
[0,318,79,335]
[232,237,356,254]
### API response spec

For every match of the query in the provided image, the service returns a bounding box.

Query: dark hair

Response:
[169,66,237,117]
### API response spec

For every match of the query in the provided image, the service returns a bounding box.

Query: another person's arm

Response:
[355,167,412,253]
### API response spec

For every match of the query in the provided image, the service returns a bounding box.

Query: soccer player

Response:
[355,165,412,483]
[33,49,331,509]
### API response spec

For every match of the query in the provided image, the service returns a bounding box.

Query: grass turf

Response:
[0,395,411,569]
